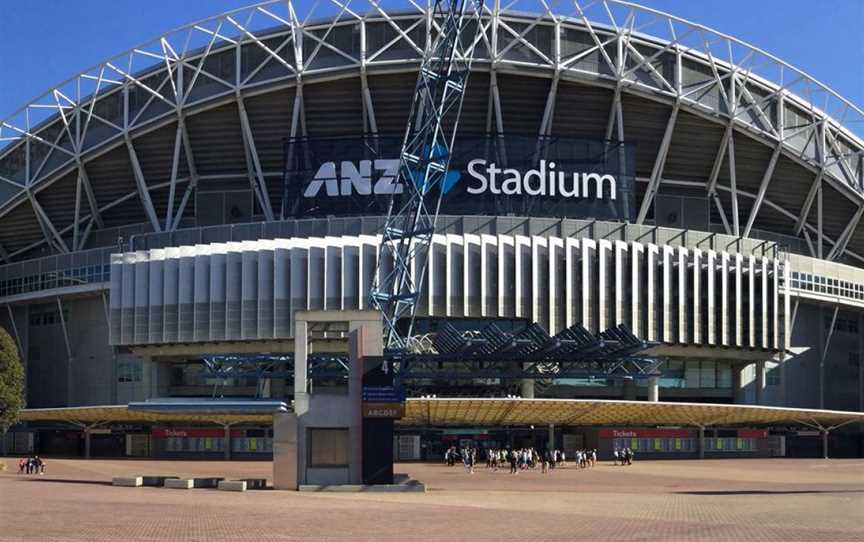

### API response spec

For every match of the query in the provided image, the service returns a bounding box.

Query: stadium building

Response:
[1,0,863,463]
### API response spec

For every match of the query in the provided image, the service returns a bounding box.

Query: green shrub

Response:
[0,326,25,434]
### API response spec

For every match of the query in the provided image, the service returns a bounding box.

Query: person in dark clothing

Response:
[466,448,475,474]
[508,449,518,474]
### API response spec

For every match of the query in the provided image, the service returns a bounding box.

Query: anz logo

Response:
[303,159,462,198]
[303,160,402,197]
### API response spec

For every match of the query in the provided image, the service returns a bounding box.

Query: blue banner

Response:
[283,134,635,221]
[362,385,407,403]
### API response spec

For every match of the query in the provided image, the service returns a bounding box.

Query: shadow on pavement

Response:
[677,489,863,495]
[19,477,113,487]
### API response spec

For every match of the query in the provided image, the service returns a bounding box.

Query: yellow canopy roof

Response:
[399,398,864,429]
[18,399,864,430]
[19,405,273,426]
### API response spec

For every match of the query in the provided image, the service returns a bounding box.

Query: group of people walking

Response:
[573,449,598,468]
[445,446,607,475]
[17,456,45,475]
[484,447,565,474]
[444,445,630,473]
[612,448,635,465]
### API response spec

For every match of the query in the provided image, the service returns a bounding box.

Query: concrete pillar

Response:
[623,378,636,401]
[272,411,298,490]
[520,379,535,399]
[697,426,705,459]
[647,376,659,402]
[755,361,766,405]
[732,365,746,404]
[294,320,309,415]
[547,424,555,451]
[223,425,231,461]
[822,429,829,460]
[858,314,864,414]
[818,307,826,409]
[348,325,376,485]
[778,351,787,407]
[731,365,740,402]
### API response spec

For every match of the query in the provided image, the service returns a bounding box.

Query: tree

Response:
[0,326,24,434]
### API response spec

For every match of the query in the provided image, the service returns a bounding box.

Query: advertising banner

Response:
[283,134,635,221]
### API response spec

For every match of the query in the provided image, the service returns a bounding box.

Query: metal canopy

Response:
[399,398,864,429]
[396,322,661,380]
[430,322,653,362]
[127,400,289,415]
[18,401,288,426]
[199,354,350,398]
[201,354,348,380]
[18,399,864,433]
[191,322,659,387]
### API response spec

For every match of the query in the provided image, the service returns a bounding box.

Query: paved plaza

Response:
[1,457,862,541]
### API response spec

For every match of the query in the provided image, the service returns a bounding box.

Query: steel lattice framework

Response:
[370,0,485,350]
[0,0,862,264]
[393,321,662,380]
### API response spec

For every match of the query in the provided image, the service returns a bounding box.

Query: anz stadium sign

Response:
[465,159,618,200]
[284,135,634,221]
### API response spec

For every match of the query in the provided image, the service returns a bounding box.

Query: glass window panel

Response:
[700,361,716,388]
[716,362,732,388]
[766,362,781,386]
[685,361,700,388]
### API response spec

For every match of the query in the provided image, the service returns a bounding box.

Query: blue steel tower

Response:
[369,0,486,351]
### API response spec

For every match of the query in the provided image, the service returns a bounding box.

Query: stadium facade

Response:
[1,0,863,459]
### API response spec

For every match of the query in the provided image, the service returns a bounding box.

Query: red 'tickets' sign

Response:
[736,429,768,439]
[598,428,693,439]
[598,428,769,439]
[151,427,243,438]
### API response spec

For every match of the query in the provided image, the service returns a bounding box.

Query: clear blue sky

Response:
[0,0,862,122]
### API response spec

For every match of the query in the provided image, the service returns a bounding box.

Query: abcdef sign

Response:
[285,134,634,221]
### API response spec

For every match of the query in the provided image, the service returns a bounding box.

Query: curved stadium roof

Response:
[1,0,862,264]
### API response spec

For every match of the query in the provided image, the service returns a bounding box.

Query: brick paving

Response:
[1,458,862,541]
